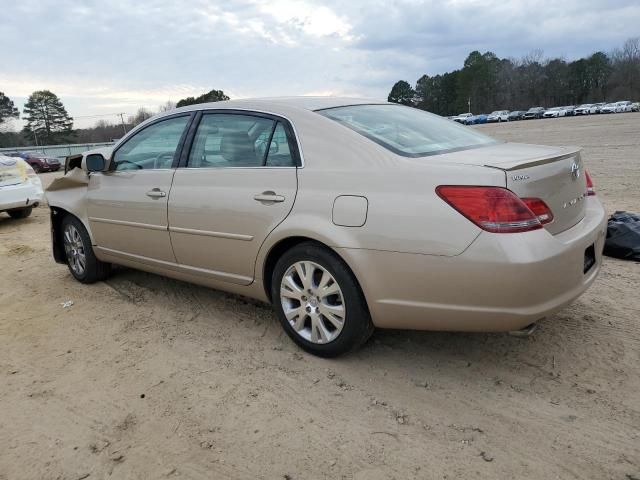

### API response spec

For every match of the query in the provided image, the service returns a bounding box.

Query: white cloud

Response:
[257,0,354,40]
[1,0,638,129]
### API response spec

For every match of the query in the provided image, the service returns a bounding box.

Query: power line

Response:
[72,112,133,119]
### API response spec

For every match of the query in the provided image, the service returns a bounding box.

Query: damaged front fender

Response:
[46,167,94,264]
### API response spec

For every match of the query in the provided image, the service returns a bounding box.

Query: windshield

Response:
[318,104,497,157]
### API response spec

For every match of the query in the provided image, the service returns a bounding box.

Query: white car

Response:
[0,155,43,218]
[487,110,510,122]
[574,104,597,115]
[452,113,473,123]
[615,101,633,113]
[543,107,568,118]
[600,103,618,114]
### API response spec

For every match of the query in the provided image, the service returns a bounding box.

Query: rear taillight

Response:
[585,170,595,196]
[436,186,543,233]
[24,164,37,178]
[521,198,554,225]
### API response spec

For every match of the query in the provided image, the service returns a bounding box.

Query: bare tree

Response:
[158,101,176,113]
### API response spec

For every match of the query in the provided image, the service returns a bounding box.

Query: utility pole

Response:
[33,129,39,147]
[118,113,128,136]
[468,97,471,113]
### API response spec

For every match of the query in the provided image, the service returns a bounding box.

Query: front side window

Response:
[188,113,296,168]
[113,116,189,170]
[318,104,496,157]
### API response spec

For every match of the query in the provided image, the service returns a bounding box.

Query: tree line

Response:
[388,37,640,116]
[0,89,230,148]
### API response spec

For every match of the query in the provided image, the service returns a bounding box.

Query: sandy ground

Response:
[1,114,639,480]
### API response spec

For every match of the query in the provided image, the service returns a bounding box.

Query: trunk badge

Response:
[570,161,581,180]
[512,174,530,181]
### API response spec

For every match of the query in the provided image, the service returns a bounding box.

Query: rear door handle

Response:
[146,189,166,198]
[254,191,285,203]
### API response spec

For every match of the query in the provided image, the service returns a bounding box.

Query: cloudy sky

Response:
[2,0,638,128]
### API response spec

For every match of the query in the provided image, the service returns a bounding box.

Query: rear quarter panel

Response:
[256,109,505,278]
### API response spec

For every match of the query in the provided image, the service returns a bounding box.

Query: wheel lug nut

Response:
[306,306,311,313]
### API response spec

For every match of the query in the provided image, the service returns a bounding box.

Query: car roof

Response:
[170,96,389,116]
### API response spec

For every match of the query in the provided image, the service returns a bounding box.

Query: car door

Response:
[87,114,192,263]
[168,111,299,285]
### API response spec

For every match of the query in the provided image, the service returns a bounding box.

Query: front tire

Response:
[61,215,111,283]
[272,242,373,357]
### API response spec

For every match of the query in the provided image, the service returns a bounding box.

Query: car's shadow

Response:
[0,214,33,228]
[104,265,566,380]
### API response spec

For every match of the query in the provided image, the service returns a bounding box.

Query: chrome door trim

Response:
[89,216,167,231]
[168,226,254,241]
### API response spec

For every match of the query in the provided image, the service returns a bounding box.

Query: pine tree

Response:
[387,81,415,106]
[23,90,74,145]
[176,89,230,108]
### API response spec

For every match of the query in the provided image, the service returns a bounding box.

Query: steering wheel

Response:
[116,160,142,170]
[153,152,175,169]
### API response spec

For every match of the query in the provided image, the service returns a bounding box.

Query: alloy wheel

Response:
[280,261,346,344]
[63,224,86,276]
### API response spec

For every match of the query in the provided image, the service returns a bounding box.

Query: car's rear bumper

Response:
[339,197,607,332]
[0,181,44,212]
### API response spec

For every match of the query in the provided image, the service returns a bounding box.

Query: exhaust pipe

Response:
[509,322,538,338]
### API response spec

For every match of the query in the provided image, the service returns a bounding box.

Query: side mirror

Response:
[85,153,107,172]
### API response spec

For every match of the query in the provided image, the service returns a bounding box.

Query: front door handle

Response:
[254,191,285,203]
[146,188,166,198]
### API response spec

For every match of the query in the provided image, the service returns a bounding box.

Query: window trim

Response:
[262,121,278,166]
[109,112,195,171]
[178,109,303,169]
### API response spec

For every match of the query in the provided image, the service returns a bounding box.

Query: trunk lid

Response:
[435,143,588,235]
[0,157,27,187]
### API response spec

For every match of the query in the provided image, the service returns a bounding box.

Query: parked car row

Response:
[450,100,638,125]
[599,101,636,113]
[4,151,61,173]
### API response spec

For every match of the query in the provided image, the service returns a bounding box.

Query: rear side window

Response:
[265,122,294,167]
[188,114,296,168]
[318,104,496,157]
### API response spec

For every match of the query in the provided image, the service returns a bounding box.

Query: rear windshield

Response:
[317,104,497,157]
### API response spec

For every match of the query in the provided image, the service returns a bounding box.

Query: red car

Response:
[8,151,61,173]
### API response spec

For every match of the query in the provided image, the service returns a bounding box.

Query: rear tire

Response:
[31,164,41,173]
[272,242,374,357]
[7,207,33,219]
[61,215,111,283]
